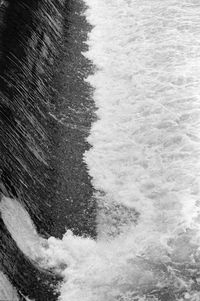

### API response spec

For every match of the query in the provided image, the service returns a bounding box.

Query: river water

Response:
[1,0,200,300]
[45,1,200,300]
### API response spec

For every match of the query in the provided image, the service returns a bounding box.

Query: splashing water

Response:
[42,0,200,300]
[0,272,19,300]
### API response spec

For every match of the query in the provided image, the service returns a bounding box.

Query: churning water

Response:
[2,0,200,300]
[40,1,200,300]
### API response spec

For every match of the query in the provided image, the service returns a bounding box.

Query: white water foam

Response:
[84,0,200,232]
[0,196,46,260]
[0,272,19,301]
[42,1,200,300]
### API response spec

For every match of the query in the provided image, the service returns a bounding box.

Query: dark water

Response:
[0,0,96,299]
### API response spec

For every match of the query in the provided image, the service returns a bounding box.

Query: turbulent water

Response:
[40,1,200,300]
[1,0,200,300]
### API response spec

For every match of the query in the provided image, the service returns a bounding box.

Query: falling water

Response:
[2,0,200,300]
[38,1,200,300]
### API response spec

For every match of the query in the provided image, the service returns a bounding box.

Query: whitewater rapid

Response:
[45,1,200,300]
[42,1,200,300]
[84,0,200,234]
[2,0,200,300]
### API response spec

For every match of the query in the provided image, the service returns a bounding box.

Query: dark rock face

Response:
[0,0,96,299]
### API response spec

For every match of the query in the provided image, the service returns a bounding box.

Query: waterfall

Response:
[0,0,95,299]
[43,1,200,300]
[1,0,200,300]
